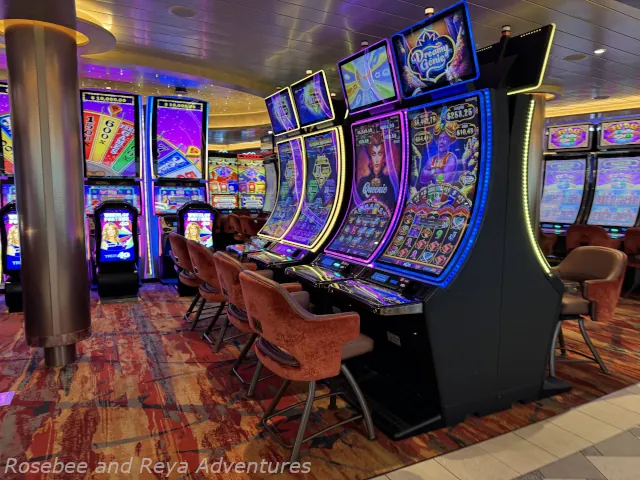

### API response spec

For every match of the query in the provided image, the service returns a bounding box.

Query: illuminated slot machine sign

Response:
[291,71,335,128]
[153,98,206,179]
[81,90,139,177]
[98,209,136,263]
[208,156,238,209]
[238,158,266,209]
[540,160,587,225]
[259,138,304,239]
[2,210,20,271]
[181,209,214,248]
[547,124,592,151]
[282,128,344,249]
[327,112,407,263]
[587,157,640,228]
[0,83,12,175]
[599,119,640,149]
[2,184,16,205]
[377,91,489,284]
[153,186,205,215]
[265,87,299,136]
[84,185,142,215]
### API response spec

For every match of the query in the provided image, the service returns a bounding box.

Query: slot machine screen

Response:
[154,186,206,215]
[599,119,640,148]
[84,185,142,215]
[265,88,299,136]
[259,138,304,239]
[153,98,206,179]
[2,184,16,205]
[587,157,640,227]
[211,194,238,210]
[540,160,587,225]
[98,209,136,263]
[291,71,334,128]
[81,90,139,177]
[283,128,342,248]
[181,209,214,248]
[0,83,12,175]
[2,211,20,271]
[327,112,406,262]
[547,124,592,151]
[238,158,266,209]
[391,2,478,99]
[208,157,238,195]
[338,39,399,114]
[378,92,487,281]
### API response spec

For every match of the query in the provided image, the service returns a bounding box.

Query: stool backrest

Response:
[168,233,194,272]
[624,228,640,256]
[240,216,266,237]
[212,251,249,309]
[186,240,220,289]
[228,214,242,234]
[566,225,611,252]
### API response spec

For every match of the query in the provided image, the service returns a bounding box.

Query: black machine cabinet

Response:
[0,201,22,312]
[94,201,140,299]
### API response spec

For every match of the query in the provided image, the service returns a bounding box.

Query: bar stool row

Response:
[168,232,376,463]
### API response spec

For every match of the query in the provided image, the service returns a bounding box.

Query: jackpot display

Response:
[540,160,587,224]
[338,40,398,114]
[2,184,15,205]
[327,112,406,262]
[82,91,138,177]
[548,124,591,151]
[283,129,341,247]
[99,209,135,263]
[238,158,266,209]
[599,119,640,148]
[154,98,206,179]
[0,83,12,175]
[259,138,304,239]
[378,92,485,278]
[2,211,20,271]
[84,185,142,215]
[154,186,206,215]
[587,157,640,227]
[181,209,214,248]
[209,157,238,209]
[292,71,334,127]
[392,2,478,99]
[265,88,299,136]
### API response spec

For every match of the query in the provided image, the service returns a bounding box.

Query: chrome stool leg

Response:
[202,302,226,344]
[246,361,263,398]
[578,318,611,374]
[189,297,207,331]
[212,317,229,353]
[232,334,274,386]
[291,381,316,463]
[558,327,567,356]
[341,364,376,441]
[183,292,200,322]
[549,321,562,378]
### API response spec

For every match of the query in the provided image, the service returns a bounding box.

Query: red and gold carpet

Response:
[0,284,639,479]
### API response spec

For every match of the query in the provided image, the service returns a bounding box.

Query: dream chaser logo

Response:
[409,29,455,83]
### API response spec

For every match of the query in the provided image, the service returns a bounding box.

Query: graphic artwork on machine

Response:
[284,129,340,247]
[327,113,405,261]
[587,157,640,227]
[99,209,135,263]
[0,84,12,175]
[379,94,482,276]
[153,186,205,215]
[3,211,20,271]
[540,160,586,224]
[84,185,142,215]
[600,120,640,148]
[259,138,304,239]
[292,73,334,127]
[182,210,214,248]
[548,125,590,150]
[155,99,205,179]
[82,91,137,177]
[209,157,239,209]
[238,158,266,209]
[265,89,298,135]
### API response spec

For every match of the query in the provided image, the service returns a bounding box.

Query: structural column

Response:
[527,93,547,235]
[3,0,91,366]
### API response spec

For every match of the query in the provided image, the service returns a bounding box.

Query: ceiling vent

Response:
[168,6,196,19]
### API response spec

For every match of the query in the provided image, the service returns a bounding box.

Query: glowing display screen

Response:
[292,72,334,127]
[0,83,13,175]
[330,279,414,306]
[587,157,640,227]
[99,209,135,263]
[379,94,483,277]
[548,124,591,151]
[265,89,299,136]
[181,209,214,248]
[259,138,304,238]
[153,186,206,215]
[211,194,238,210]
[3,211,20,271]
[238,158,266,209]
[283,130,340,247]
[84,185,141,215]
[2,184,15,205]
[391,2,478,99]
[327,112,405,262]
[600,119,640,148]
[540,160,586,225]
[209,157,238,194]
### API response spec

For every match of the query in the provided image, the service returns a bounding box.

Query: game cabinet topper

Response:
[291,71,335,128]
[598,119,640,149]
[547,124,593,151]
[265,87,300,136]
[391,1,479,100]
[338,39,400,115]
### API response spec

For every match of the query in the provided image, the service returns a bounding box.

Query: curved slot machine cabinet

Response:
[208,154,239,214]
[237,154,267,213]
[93,201,140,299]
[0,202,21,312]
[0,81,14,290]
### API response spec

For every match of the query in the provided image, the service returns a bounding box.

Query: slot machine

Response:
[0,81,14,288]
[208,154,239,213]
[0,202,21,311]
[145,96,209,283]
[302,3,564,440]
[237,153,268,214]
[80,90,147,286]
[178,202,216,249]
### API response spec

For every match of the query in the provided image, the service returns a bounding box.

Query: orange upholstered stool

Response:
[240,215,266,238]
[566,224,621,254]
[228,214,247,242]
[624,228,640,296]
[239,270,376,463]
[168,233,204,322]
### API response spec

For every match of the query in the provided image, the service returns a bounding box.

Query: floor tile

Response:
[580,446,602,456]
[593,431,640,456]
[587,456,640,480]
[435,444,519,480]
[387,460,459,480]
[578,399,640,430]
[478,432,557,474]
[607,393,640,415]
[515,473,544,480]
[629,427,640,439]
[539,453,605,479]
[514,421,592,458]
[550,410,622,444]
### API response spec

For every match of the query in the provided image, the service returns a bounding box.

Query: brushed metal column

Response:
[527,93,547,235]
[4,0,91,366]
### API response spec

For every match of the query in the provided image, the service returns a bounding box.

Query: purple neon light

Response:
[325,109,409,265]
[337,39,401,116]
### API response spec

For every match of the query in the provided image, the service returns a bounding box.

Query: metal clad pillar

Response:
[4,0,91,366]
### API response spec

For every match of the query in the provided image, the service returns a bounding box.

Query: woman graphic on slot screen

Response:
[356,131,395,206]
[185,222,201,242]
[101,223,121,250]
[7,225,20,256]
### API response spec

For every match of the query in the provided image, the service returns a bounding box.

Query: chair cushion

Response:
[256,338,300,367]
[561,293,590,316]
[290,290,311,310]
[200,282,218,294]
[255,269,274,279]
[342,334,374,360]
[227,303,249,323]
[179,271,202,287]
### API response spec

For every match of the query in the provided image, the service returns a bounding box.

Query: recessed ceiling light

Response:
[305,69,313,75]
[330,92,336,97]
[593,94,610,100]
[168,5,196,19]
[268,130,273,135]
[105,86,111,90]
[594,48,606,55]
[564,53,587,61]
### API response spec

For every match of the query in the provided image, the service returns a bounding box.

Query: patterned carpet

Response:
[0,283,639,480]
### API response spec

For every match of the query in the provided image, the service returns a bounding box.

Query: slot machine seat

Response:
[240,216,266,237]
[228,213,247,242]
[239,270,375,462]
[549,246,628,377]
[623,228,640,296]
[168,233,204,321]
[538,231,558,257]
[566,225,621,254]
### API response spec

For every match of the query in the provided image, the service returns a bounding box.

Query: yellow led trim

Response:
[289,70,336,129]
[508,24,556,96]
[522,97,552,275]
[265,87,301,137]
